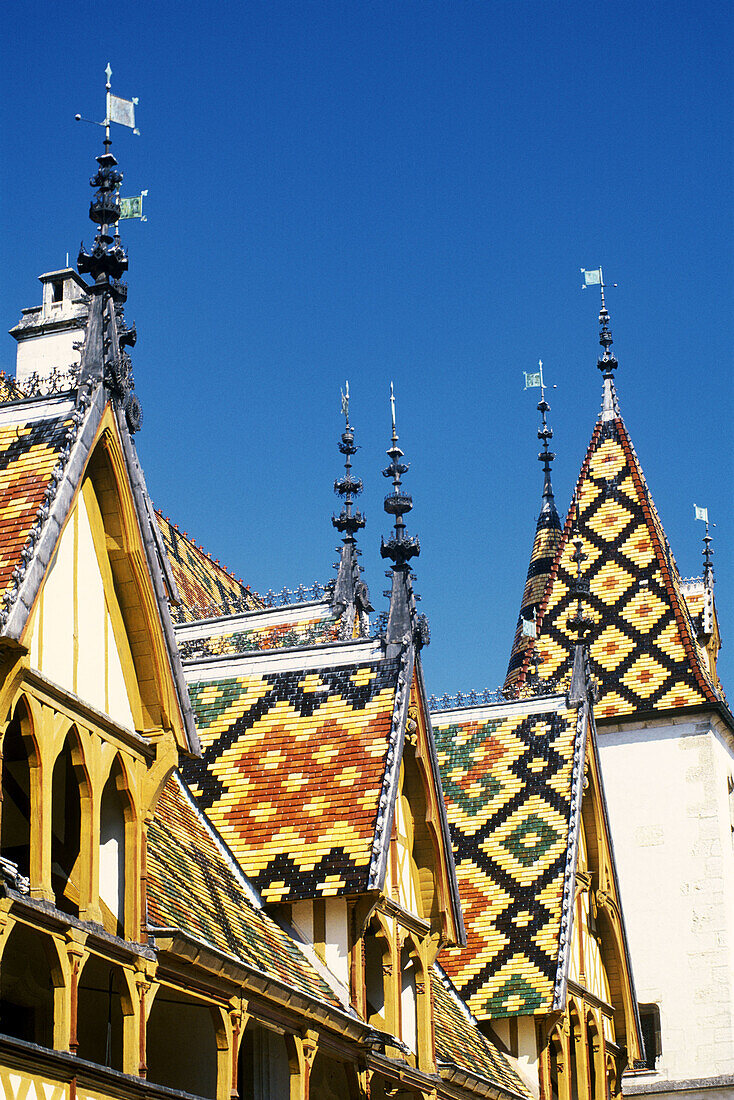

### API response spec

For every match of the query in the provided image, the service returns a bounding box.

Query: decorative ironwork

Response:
[169,582,333,624]
[428,689,507,711]
[0,367,80,403]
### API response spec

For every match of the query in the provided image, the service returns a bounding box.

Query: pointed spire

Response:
[594,270,620,422]
[536,360,557,517]
[380,384,423,653]
[503,363,562,692]
[331,383,372,635]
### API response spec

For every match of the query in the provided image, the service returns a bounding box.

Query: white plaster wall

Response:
[16,328,82,382]
[598,719,734,1082]
[516,1015,540,1097]
[324,897,349,989]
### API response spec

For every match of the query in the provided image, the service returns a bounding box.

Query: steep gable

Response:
[519,415,721,720]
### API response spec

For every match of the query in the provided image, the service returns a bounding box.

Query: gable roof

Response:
[432,697,585,1018]
[0,383,199,753]
[432,966,533,1099]
[516,414,723,720]
[156,511,262,621]
[181,642,405,902]
[147,772,340,1005]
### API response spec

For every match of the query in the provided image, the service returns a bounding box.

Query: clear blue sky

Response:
[2,1,732,695]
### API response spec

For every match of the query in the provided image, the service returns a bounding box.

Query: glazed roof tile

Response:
[182,654,402,902]
[147,773,339,1005]
[515,416,721,719]
[432,967,532,1097]
[432,701,581,1018]
[156,511,262,621]
[505,506,563,691]
[0,405,73,602]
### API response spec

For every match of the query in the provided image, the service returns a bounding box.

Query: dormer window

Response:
[51,279,63,304]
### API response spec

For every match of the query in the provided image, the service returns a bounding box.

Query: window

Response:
[1,705,33,880]
[0,923,55,1046]
[51,280,63,304]
[638,1003,661,1070]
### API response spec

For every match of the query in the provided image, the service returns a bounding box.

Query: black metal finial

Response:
[77,66,127,296]
[535,360,556,511]
[331,385,372,631]
[702,525,714,587]
[333,382,365,540]
[380,383,420,567]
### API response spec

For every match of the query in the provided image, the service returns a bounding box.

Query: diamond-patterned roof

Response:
[156,510,262,621]
[432,703,580,1018]
[515,415,721,719]
[181,654,401,902]
[147,773,340,1004]
[0,406,73,603]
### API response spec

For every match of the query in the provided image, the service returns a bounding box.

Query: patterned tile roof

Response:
[147,773,339,1005]
[432,967,532,1098]
[432,703,580,1018]
[177,610,339,661]
[0,406,72,602]
[515,416,720,719]
[505,502,563,691]
[155,510,262,621]
[182,654,401,902]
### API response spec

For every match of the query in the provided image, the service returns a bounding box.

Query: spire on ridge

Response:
[331,382,372,636]
[380,384,427,654]
[591,268,620,422]
[75,65,142,433]
[503,362,562,692]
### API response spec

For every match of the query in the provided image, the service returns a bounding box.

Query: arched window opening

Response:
[76,955,127,1070]
[146,986,219,1098]
[401,740,440,924]
[99,758,129,937]
[238,1021,291,1099]
[606,1054,618,1099]
[0,923,55,1045]
[548,1028,564,1100]
[309,1052,353,1100]
[51,734,84,916]
[400,944,417,1056]
[364,919,388,1028]
[0,706,33,881]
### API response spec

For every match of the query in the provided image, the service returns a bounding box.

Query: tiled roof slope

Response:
[432,704,579,1017]
[177,611,339,661]
[432,968,532,1097]
[0,406,72,601]
[182,654,401,902]
[147,773,339,1005]
[505,504,562,691]
[156,510,262,621]
[517,416,721,719]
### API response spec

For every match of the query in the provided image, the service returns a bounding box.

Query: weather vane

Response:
[581,267,618,310]
[340,380,350,426]
[75,64,147,222]
[390,381,396,434]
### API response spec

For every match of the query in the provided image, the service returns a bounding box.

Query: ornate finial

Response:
[695,505,715,589]
[582,267,619,421]
[331,386,371,633]
[535,360,556,512]
[381,383,419,565]
[75,67,142,432]
[380,385,426,651]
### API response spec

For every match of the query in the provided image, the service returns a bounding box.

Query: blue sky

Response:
[2,1,732,695]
